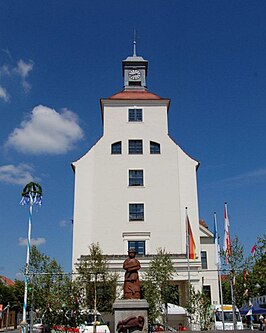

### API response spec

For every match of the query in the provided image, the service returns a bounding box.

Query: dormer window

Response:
[128,108,143,122]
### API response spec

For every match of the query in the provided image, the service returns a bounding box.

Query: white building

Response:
[72,48,219,306]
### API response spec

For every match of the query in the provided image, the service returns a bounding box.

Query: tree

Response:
[221,235,266,307]
[75,243,118,313]
[186,285,212,331]
[242,234,266,300]
[142,248,177,325]
[220,236,251,307]
[0,279,24,329]
[27,246,80,326]
[251,234,266,295]
[9,280,25,328]
[0,281,13,307]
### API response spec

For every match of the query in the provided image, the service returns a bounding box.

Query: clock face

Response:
[128,69,141,80]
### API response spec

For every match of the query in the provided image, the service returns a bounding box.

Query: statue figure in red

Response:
[123,248,141,299]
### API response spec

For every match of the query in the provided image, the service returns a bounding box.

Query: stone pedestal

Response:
[113,299,149,333]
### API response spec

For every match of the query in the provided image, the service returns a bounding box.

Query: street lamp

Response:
[20,182,42,333]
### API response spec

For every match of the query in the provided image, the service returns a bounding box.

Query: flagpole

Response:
[214,212,225,330]
[224,202,237,330]
[185,207,191,298]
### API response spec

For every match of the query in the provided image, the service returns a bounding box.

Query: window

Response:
[201,251,208,269]
[129,203,144,221]
[129,170,143,186]
[128,108,143,122]
[128,241,145,255]
[202,285,211,300]
[111,141,122,154]
[129,140,143,154]
[150,141,160,154]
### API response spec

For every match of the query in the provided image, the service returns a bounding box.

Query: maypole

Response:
[20,182,42,333]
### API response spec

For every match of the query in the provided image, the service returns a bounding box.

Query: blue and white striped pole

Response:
[20,183,42,333]
[22,200,33,333]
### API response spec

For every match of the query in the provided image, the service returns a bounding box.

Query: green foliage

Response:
[27,246,80,326]
[9,280,24,311]
[0,280,24,329]
[0,280,13,307]
[186,285,212,331]
[142,248,177,325]
[75,242,118,313]
[221,235,266,308]
[21,182,42,197]
[251,235,266,295]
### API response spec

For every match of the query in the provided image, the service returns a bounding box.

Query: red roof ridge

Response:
[0,275,15,286]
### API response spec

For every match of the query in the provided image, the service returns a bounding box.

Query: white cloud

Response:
[220,168,266,185]
[0,163,37,185]
[59,219,73,228]
[0,85,10,102]
[0,55,34,94]
[0,64,11,76]
[2,48,13,61]
[206,167,266,189]
[15,59,33,78]
[14,59,34,93]
[19,237,46,246]
[5,105,84,154]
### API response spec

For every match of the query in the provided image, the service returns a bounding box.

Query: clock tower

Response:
[122,38,148,90]
[72,45,220,310]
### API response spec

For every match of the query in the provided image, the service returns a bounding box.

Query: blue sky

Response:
[1,1,266,280]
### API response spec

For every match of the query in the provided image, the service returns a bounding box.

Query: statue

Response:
[123,248,141,299]
[117,315,144,333]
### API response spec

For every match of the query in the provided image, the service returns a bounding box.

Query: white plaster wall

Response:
[200,235,220,304]
[72,100,200,267]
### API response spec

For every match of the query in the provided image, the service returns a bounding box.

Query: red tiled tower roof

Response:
[109,90,163,100]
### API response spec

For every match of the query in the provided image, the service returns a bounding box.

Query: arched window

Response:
[111,141,122,154]
[150,141,160,154]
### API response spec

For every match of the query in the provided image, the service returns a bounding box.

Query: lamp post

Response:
[20,182,42,333]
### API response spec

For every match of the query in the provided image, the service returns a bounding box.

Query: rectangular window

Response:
[129,170,143,186]
[128,241,145,255]
[129,203,144,221]
[128,109,143,122]
[111,141,122,154]
[201,251,208,269]
[129,140,143,154]
[150,141,161,154]
[202,285,211,300]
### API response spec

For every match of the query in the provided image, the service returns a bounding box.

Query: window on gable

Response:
[129,140,143,154]
[128,241,145,255]
[129,170,143,186]
[128,108,143,122]
[150,141,160,154]
[111,141,122,154]
[129,203,144,221]
[201,251,208,269]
